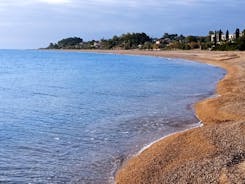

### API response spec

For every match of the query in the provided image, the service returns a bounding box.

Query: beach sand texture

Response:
[57,49,245,183]
[103,50,245,184]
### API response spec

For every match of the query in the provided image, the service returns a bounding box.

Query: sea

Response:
[0,50,225,183]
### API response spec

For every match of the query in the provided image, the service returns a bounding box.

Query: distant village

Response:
[210,28,244,43]
[153,28,244,49]
[46,28,245,51]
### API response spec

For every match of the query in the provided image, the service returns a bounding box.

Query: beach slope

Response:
[109,50,245,184]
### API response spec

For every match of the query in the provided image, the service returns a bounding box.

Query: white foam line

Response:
[137,121,203,155]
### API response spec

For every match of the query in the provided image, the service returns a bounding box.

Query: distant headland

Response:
[45,28,245,51]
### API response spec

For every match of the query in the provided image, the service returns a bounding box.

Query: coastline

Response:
[111,50,245,183]
[87,50,245,183]
[46,49,245,183]
[137,121,204,156]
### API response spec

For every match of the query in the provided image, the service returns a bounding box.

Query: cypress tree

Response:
[226,30,229,41]
[235,28,240,39]
[214,31,217,46]
[218,29,222,42]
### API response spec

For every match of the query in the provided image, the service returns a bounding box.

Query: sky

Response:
[0,0,244,49]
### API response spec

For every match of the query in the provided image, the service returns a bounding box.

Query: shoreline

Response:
[82,50,244,183]
[110,120,203,184]
[137,121,203,156]
[112,50,245,183]
[46,49,245,183]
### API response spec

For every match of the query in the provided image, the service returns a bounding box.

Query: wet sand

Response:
[51,49,245,183]
[81,50,245,184]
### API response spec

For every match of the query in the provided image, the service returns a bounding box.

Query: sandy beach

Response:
[75,50,245,183]
[52,49,245,183]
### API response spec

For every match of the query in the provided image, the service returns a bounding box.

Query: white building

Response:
[210,33,235,42]
[210,30,244,43]
[155,40,161,45]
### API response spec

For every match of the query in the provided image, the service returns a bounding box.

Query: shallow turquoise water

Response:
[0,50,225,183]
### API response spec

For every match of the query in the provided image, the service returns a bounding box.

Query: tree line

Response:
[46,29,245,51]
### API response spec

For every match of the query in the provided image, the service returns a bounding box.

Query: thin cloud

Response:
[0,0,71,7]
[38,0,72,4]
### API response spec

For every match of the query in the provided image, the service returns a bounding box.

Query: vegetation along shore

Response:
[45,28,245,51]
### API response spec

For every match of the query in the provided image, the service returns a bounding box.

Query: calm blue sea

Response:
[0,50,225,183]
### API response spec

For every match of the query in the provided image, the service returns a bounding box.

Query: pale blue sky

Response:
[0,0,244,48]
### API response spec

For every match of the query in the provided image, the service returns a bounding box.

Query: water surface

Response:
[0,50,225,183]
